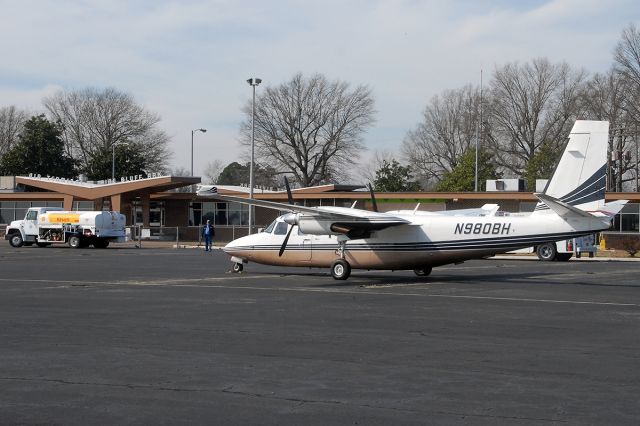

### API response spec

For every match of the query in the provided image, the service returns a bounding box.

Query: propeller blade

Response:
[278,224,294,257]
[368,183,379,212]
[284,176,294,205]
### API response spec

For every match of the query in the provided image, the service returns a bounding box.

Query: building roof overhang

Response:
[16,175,200,199]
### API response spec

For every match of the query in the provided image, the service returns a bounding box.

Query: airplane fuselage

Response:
[223,213,608,270]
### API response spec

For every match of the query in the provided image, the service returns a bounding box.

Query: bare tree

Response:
[401,84,481,189]
[613,23,640,190]
[43,87,171,175]
[240,73,375,187]
[581,70,637,190]
[359,149,395,185]
[202,159,224,184]
[615,23,640,90]
[486,58,586,176]
[0,106,29,157]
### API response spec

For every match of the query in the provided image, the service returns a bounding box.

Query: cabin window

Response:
[274,221,289,235]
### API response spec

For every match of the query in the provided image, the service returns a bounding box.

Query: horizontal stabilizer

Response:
[535,193,594,219]
[596,200,628,217]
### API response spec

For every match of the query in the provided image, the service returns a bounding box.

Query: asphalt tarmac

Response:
[1,245,639,425]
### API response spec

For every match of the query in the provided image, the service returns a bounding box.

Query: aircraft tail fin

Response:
[532,120,609,215]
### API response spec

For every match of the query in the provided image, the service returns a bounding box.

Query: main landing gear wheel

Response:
[232,263,244,273]
[331,259,351,280]
[536,242,557,261]
[414,267,432,277]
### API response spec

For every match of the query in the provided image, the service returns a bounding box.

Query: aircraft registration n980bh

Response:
[197,120,627,280]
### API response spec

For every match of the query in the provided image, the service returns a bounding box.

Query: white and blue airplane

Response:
[198,121,626,280]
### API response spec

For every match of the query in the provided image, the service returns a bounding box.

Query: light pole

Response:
[191,128,207,176]
[112,141,129,182]
[247,77,262,234]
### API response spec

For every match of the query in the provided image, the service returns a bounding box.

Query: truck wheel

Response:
[68,235,82,248]
[331,259,351,280]
[9,233,24,248]
[536,242,557,261]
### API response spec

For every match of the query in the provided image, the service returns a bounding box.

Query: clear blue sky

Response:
[1,0,638,177]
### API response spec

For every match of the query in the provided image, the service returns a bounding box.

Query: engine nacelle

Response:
[283,213,359,237]
[296,215,339,236]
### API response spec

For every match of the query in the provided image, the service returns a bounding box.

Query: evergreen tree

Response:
[373,159,420,192]
[0,115,77,177]
[523,141,562,191]
[83,143,147,181]
[217,162,279,188]
[436,148,500,192]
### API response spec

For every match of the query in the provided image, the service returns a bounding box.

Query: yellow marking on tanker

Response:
[41,213,81,223]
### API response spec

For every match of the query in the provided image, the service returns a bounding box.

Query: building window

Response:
[189,202,202,226]
[0,201,63,224]
[613,203,640,232]
[190,201,249,226]
[73,201,95,211]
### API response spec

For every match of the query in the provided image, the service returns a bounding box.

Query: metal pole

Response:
[475,69,482,192]
[619,128,624,192]
[112,143,115,182]
[633,124,640,192]
[191,130,194,177]
[249,84,255,234]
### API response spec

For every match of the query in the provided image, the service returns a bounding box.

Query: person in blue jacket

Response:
[202,219,215,251]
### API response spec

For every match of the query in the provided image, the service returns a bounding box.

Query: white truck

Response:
[5,207,126,248]
[513,234,598,261]
[533,235,598,261]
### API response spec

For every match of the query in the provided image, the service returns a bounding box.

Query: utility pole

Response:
[633,123,640,192]
[619,128,624,193]
[475,69,483,192]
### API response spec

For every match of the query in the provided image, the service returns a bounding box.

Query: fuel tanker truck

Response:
[5,207,126,248]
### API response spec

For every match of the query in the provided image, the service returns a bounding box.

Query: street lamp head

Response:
[247,78,262,86]
[192,128,206,134]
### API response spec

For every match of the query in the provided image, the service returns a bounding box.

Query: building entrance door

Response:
[149,203,164,226]
[132,201,165,226]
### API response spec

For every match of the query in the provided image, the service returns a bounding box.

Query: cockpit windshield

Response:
[274,221,289,235]
[264,219,277,233]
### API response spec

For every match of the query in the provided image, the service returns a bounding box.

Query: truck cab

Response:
[5,207,65,247]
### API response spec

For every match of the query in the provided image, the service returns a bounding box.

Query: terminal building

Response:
[1,174,639,243]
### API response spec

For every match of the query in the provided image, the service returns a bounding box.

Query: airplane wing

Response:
[431,204,500,217]
[197,185,411,235]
